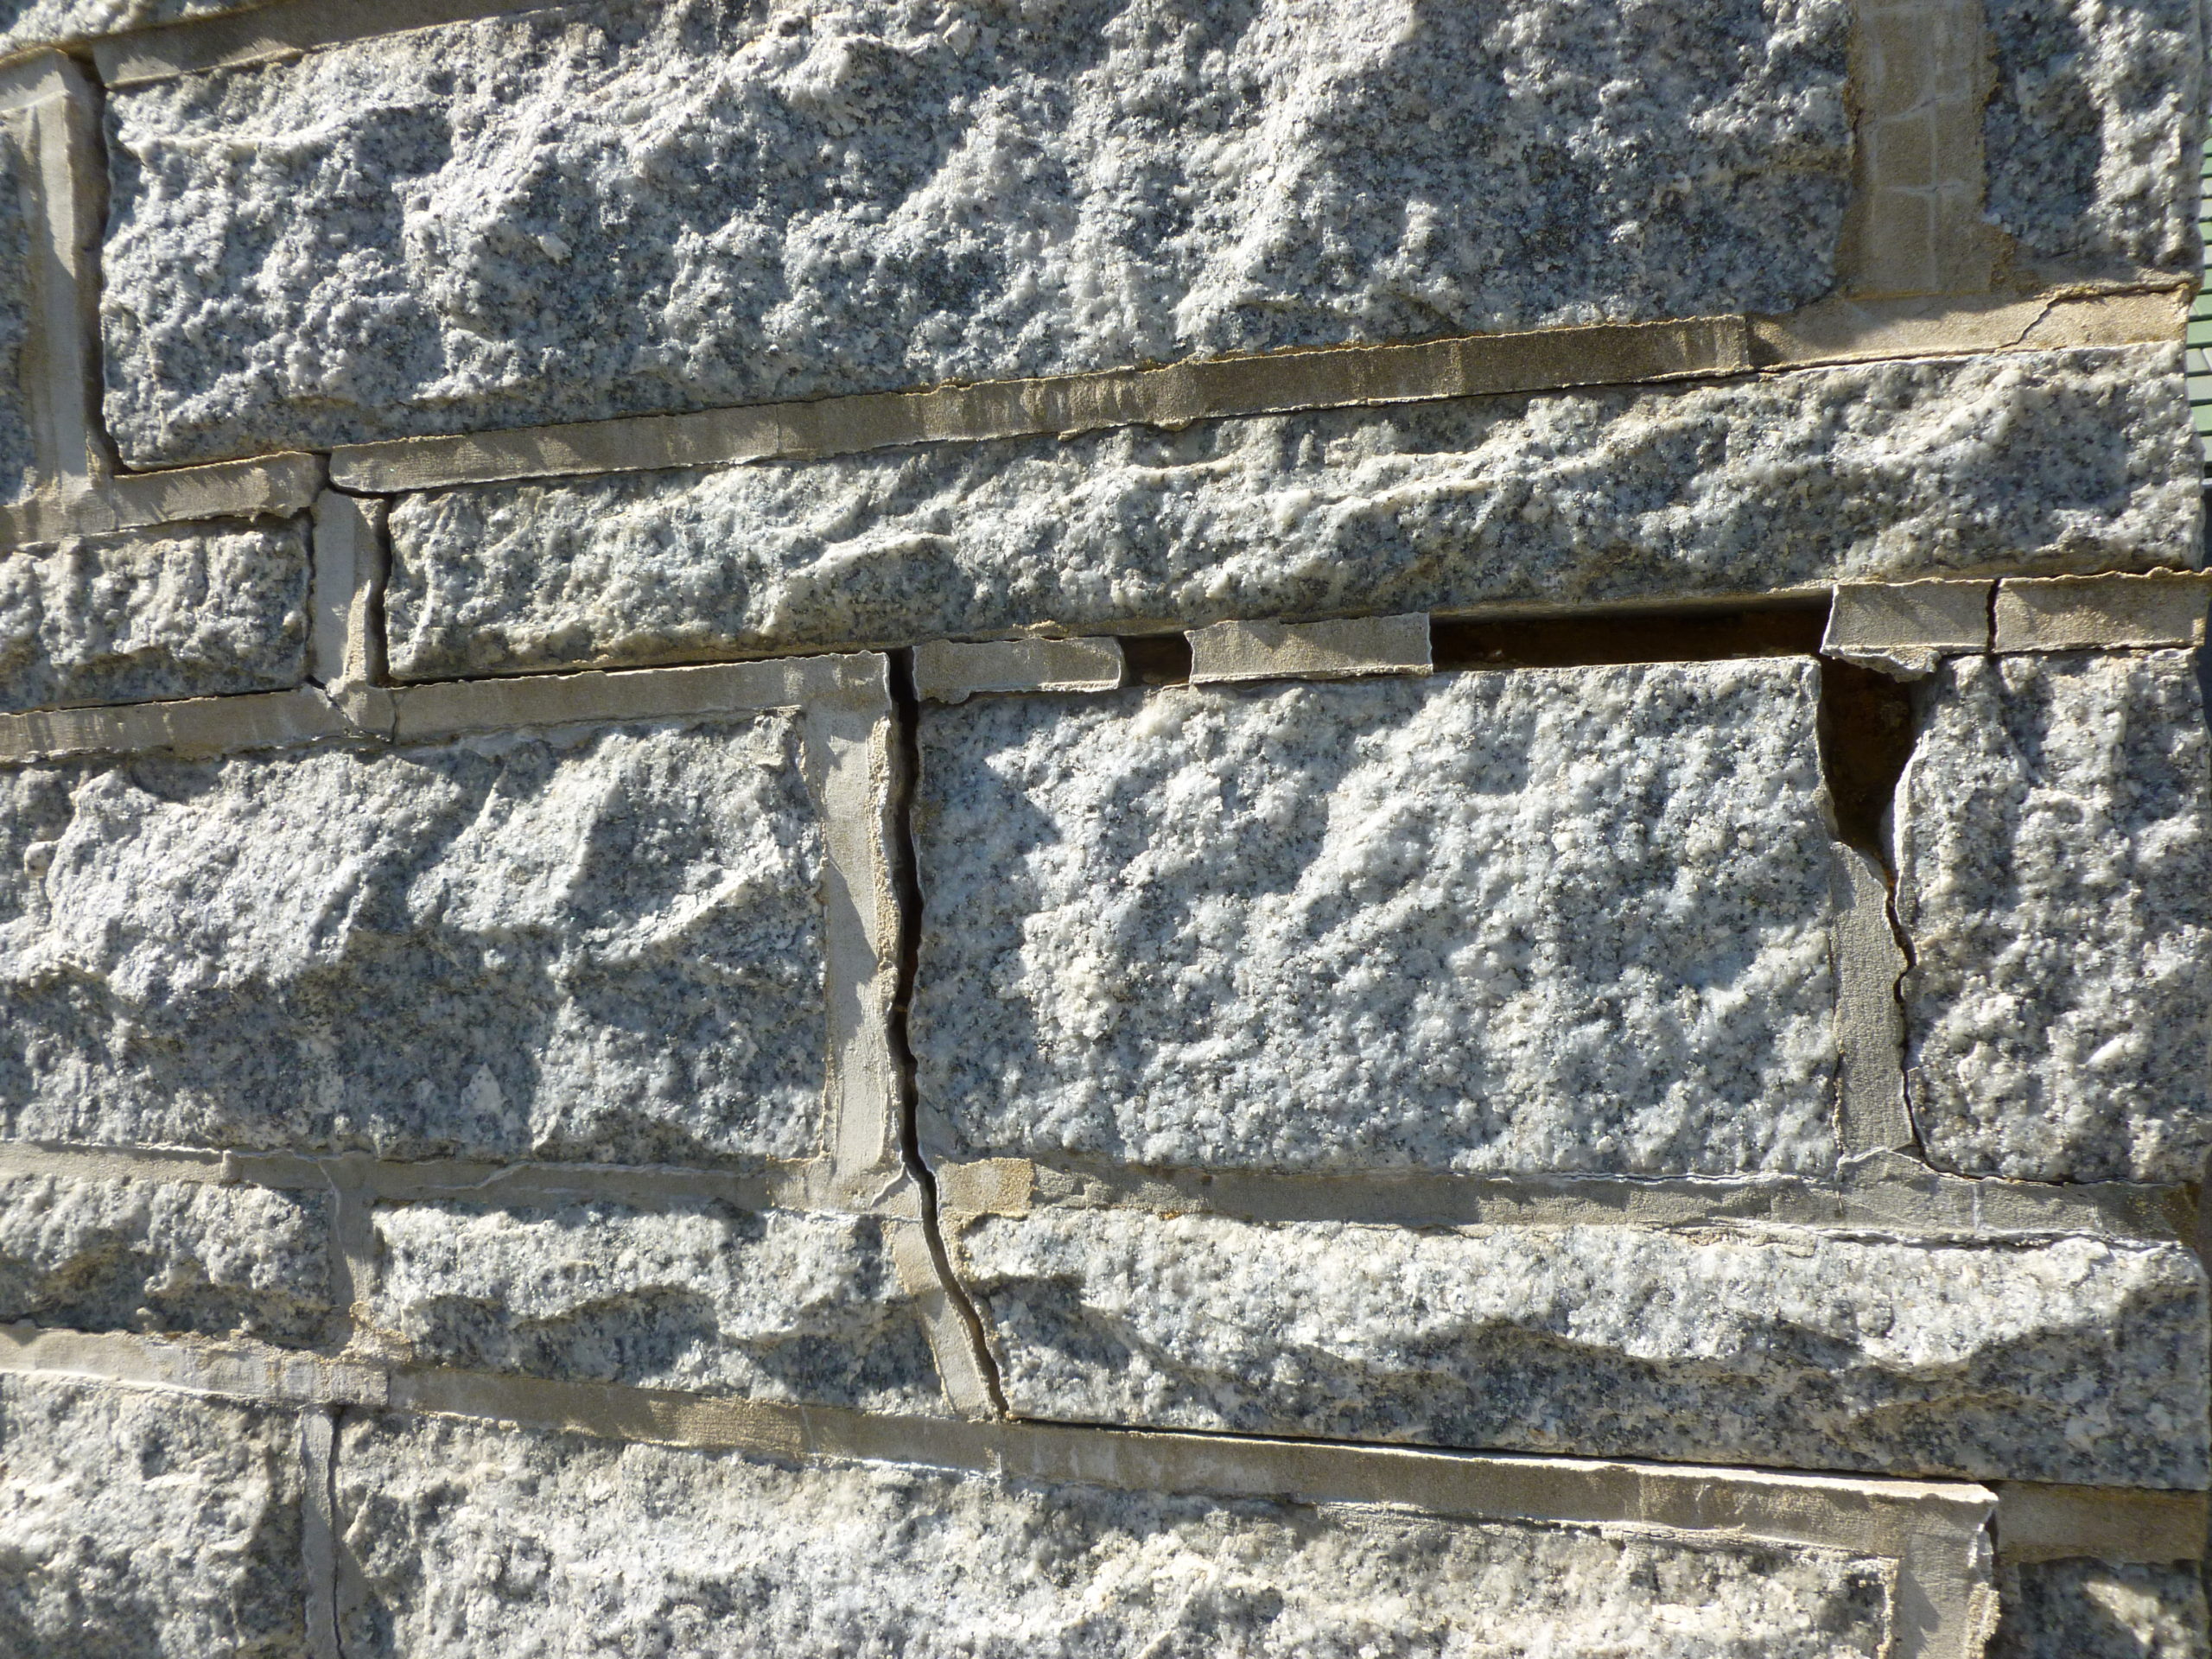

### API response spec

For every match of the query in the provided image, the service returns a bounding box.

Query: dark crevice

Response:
[1429,601,1827,671]
[1816,657,1917,861]
[1116,632,1192,685]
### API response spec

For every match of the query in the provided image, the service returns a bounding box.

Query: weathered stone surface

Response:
[0,1171,329,1342]
[1895,652,2212,1183]
[950,1207,2209,1487]
[0,522,308,713]
[0,0,274,55]
[384,345,2196,676]
[102,0,1853,463]
[914,663,1839,1178]
[0,715,826,1163]
[1993,1559,2211,1659]
[0,114,35,512]
[337,1410,1899,1658]
[365,1198,946,1413]
[0,1374,308,1658]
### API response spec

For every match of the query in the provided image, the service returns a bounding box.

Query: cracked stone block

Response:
[913,662,1840,1178]
[0,112,35,511]
[365,1198,948,1414]
[1993,1559,2212,1659]
[0,1374,308,1658]
[0,1170,330,1343]
[0,714,827,1163]
[0,522,309,713]
[101,0,1852,463]
[383,344,2196,676]
[949,1206,2210,1487]
[1895,651,2212,1183]
[336,1409,1901,1659]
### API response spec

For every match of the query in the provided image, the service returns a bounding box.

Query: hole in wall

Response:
[1428,604,1827,671]
[1116,633,1193,685]
[1818,658,1916,858]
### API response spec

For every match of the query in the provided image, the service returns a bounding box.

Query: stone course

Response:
[1992,1558,2212,1659]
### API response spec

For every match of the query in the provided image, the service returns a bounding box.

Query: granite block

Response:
[0,714,827,1162]
[0,1170,329,1342]
[0,1,276,55]
[365,1198,946,1413]
[914,662,1840,1178]
[0,112,36,512]
[950,1206,2209,1487]
[101,0,1853,463]
[383,344,2196,676]
[1993,1559,2210,1659]
[1895,652,2212,1182]
[336,1410,1899,1659]
[0,1374,308,1658]
[0,522,309,713]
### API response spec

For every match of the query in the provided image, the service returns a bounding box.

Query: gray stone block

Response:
[100,0,1853,463]
[382,345,2196,676]
[0,1373,308,1657]
[914,663,1840,1178]
[1993,1559,2211,1659]
[0,1170,329,1342]
[0,111,35,512]
[950,1206,2210,1487]
[0,1,275,55]
[1895,652,2212,1183]
[0,714,828,1162]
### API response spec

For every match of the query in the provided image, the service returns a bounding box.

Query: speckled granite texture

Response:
[1993,1559,2212,1659]
[0,117,36,512]
[0,1171,328,1342]
[1896,652,2212,1183]
[336,1410,1898,1659]
[384,344,2196,675]
[0,0,276,54]
[0,715,827,1162]
[101,0,1853,463]
[950,1207,2209,1487]
[0,523,309,712]
[0,1375,308,1659]
[365,1198,947,1412]
[914,664,1838,1177]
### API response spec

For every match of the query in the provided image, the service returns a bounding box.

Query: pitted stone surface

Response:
[0,116,35,512]
[0,1374,308,1659]
[385,345,2196,676]
[0,1171,329,1342]
[102,0,1852,463]
[950,1207,2209,1487]
[1896,652,2212,1183]
[914,663,1839,1178]
[1993,1559,2212,1659]
[0,715,827,1163]
[337,1410,1898,1659]
[366,1198,947,1413]
[0,0,276,54]
[0,523,309,713]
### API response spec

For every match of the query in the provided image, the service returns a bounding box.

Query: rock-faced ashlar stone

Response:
[1993,1559,2212,1659]
[0,0,279,56]
[0,1374,309,1658]
[365,1198,947,1413]
[101,0,1853,464]
[0,522,309,713]
[1895,651,2212,1183]
[914,661,1840,1178]
[950,1206,2210,1488]
[0,714,827,1163]
[336,1410,1900,1659]
[383,344,2197,677]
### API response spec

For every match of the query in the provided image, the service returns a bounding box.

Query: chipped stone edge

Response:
[308,489,386,689]
[912,637,1127,704]
[1991,573,2212,652]
[1823,580,1993,679]
[1187,613,1433,684]
[1832,843,1917,1154]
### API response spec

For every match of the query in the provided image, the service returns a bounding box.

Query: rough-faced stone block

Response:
[0,1170,329,1342]
[1895,652,2212,1182]
[0,714,827,1162]
[1993,1559,2212,1659]
[0,1,276,55]
[100,0,1853,463]
[0,1374,308,1658]
[950,1206,2209,1487]
[914,662,1840,1178]
[382,345,2196,676]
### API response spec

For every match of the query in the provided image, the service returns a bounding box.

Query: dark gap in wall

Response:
[1116,632,1193,684]
[1818,658,1916,860]
[1429,604,1827,671]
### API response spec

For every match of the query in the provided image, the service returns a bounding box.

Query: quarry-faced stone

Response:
[1895,652,2212,1183]
[101,0,1853,463]
[950,1206,2209,1488]
[383,344,2196,676]
[0,1374,308,1659]
[0,1170,329,1343]
[365,1198,946,1413]
[0,715,827,1163]
[336,1409,1899,1659]
[0,522,308,713]
[0,112,35,512]
[1993,1559,2212,1659]
[913,663,1840,1178]
[0,0,276,55]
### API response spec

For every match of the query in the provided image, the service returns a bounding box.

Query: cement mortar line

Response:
[1832,843,1918,1155]
[296,1407,343,1659]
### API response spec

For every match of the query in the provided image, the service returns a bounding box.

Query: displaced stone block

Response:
[1895,652,2212,1182]
[101,0,1853,463]
[0,1170,329,1342]
[950,1206,2210,1487]
[0,714,828,1163]
[1993,1559,2212,1659]
[914,662,1840,1178]
[0,1373,308,1657]
[382,345,2196,676]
